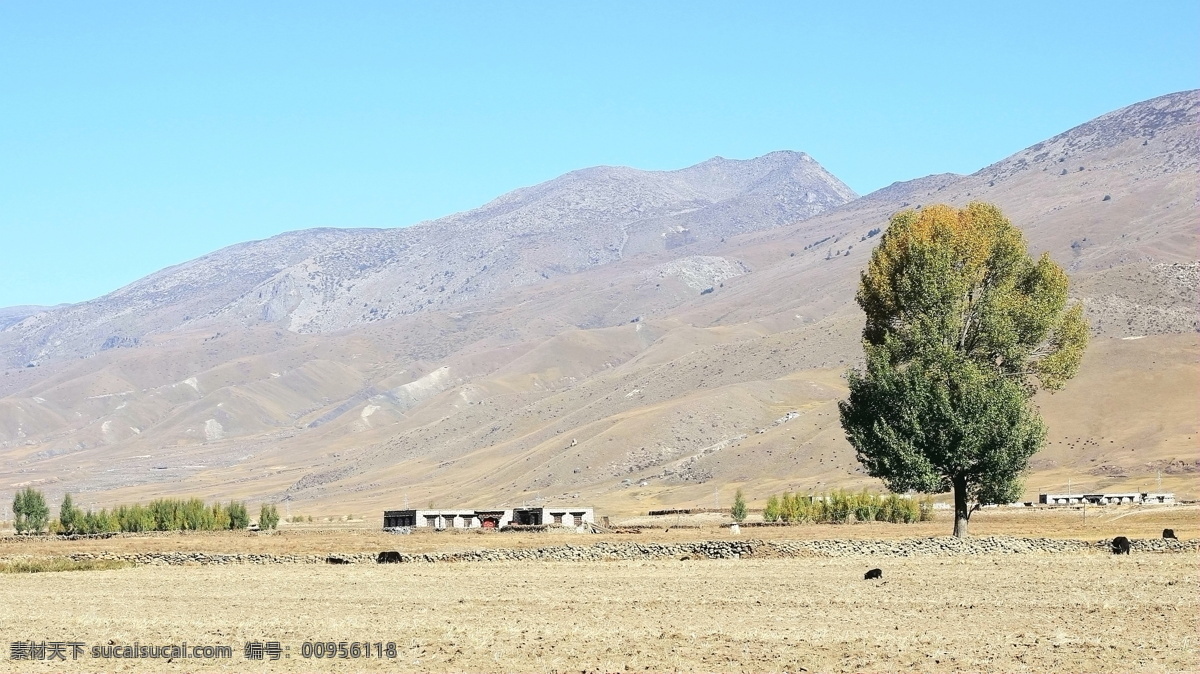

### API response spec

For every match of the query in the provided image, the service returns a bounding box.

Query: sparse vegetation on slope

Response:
[0,92,1195,513]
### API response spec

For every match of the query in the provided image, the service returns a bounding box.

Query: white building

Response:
[383,506,595,530]
[1038,492,1175,505]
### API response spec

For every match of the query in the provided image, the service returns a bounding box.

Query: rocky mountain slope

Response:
[0,151,854,369]
[0,91,1195,517]
[0,305,61,331]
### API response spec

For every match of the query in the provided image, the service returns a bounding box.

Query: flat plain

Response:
[1,503,1192,556]
[1,554,1195,673]
[1,508,1197,673]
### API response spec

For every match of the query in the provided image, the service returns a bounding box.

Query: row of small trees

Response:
[729,488,932,524]
[10,489,281,535]
[60,497,254,534]
[763,489,933,524]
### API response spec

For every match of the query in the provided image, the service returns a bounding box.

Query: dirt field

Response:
[1,507,1196,672]
[0,552,1195,673]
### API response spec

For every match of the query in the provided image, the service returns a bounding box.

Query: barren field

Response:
[1,508,1196,672]
[0,553,1195,673]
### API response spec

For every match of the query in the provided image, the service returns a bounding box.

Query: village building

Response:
[1038,492,1175,506]
[383,506,595,530]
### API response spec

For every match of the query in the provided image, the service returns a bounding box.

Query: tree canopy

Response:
[58,493,82,535]
[13,487,50,535]
[730,489,748,523]
[839,203,1087,537]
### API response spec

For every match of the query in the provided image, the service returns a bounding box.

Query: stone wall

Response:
[51,536,1198,566]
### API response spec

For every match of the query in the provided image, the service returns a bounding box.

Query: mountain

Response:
[0,305,66,331]
[0,151,854,369]
[0,91,1195,516]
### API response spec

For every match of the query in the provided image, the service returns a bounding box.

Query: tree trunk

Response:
[952,475,970,538]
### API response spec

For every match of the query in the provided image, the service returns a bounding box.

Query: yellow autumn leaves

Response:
[856,202,1087,391]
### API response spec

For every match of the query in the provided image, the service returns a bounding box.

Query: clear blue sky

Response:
[2,2,1197,308]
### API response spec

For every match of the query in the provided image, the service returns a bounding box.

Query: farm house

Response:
[1038,492,1175,505]
[383,506,595,530]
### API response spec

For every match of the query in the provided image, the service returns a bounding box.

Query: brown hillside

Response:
[0,91,1196,516]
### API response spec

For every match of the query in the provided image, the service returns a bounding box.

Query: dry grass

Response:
[0,558,130,573]
[0,509,1195,672]
[0,552,1195,673]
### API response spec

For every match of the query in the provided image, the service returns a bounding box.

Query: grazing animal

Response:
[325,556,350,565]
[1111,536,1131,555]
[1163,529,1177,540]
[864,568,883,580]
[377,551,402,564]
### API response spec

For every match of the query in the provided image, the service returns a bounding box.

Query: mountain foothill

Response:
[1,90,1196,514]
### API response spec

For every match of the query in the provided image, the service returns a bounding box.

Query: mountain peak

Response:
[0,149,856,366]
[672,151,854,203]
[977,89,1199,183]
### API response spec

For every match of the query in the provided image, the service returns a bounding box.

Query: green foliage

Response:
[759,489,930,524]
[730,489,748,523]
[58,494,82,535]
[71,498,252,534]
[210,503,226,530]
[74,508,120,535]
[827,490,850,523]
[780,493,810,523]
[227,501,250,530]
[144,497,218,531]
[852,489,878,522]
[13,487,49,534]
[841,203,1087,536]
[777,492,794,523]
[874,493,921,523]
[762,494,780,522]
[115,504,155,532]
[259,504,280,530]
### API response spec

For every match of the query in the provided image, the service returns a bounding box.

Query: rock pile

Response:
[49,536,1198,566]
[66,551,378,566]
[1101,537,1199,553]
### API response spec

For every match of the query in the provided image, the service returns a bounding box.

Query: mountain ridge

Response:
[1,151,854,368]
[0,90,1195,515]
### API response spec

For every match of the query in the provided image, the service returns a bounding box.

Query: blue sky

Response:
[2,2,1197,308]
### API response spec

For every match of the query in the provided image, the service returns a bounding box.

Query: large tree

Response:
[838,203,1087,537]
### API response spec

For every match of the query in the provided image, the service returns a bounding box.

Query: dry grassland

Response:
[1,505,1193,557]
[1,508,1196,672]
[0,553,1196,673]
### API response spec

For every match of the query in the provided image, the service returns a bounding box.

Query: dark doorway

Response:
[514,508,542,525]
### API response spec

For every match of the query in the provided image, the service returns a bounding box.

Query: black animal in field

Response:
[1111,536,1131,555]
[1163,529,1177,540]
[325,556,351,565]
[864,568,882,580]
[377,551,402,564]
